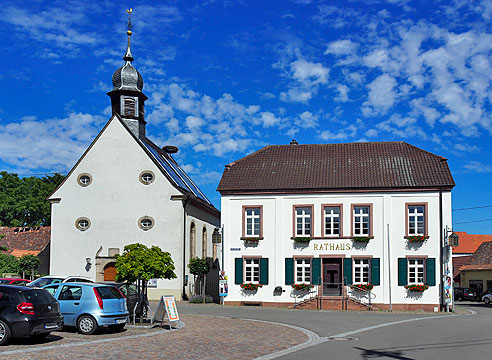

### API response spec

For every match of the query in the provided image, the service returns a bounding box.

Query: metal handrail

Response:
[346,285,373,310]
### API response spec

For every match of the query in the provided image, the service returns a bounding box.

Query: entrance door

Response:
[322,258,342,296]
[104,263,117,281]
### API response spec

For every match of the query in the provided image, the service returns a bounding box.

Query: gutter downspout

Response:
[439,189,443,311]
[182,196,191,300]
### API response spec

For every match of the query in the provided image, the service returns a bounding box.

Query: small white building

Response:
[48,29,220,300]
[218,141,454,311]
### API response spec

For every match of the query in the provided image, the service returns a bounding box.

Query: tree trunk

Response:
[202,274,207,303]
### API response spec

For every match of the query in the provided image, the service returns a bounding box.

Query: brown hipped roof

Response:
[459,241,492,271]
[217,142,455,193]
[452,232,492,254]
[0,227,50,256]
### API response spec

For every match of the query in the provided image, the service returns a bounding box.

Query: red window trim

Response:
[351,203,373,237]
[242,205,263,238]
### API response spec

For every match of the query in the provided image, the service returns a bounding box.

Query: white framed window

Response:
[138,216,154,231]
[244,207,261,237]
[139,171,155,185]
[244,258,260,283]
[353,206,370,236]
[353,258,370,284]
[324,206,341,237]
[295,258,311,283]
[408,205,425,235]
[408,258,425,284]
[75,217,91,231]
[295,206,312,236]
[77,173,92,187]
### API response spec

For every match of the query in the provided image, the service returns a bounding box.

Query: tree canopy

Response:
[115,243,177,283]
[19,254,41,278]
[0,171,65,227]
[188,257,210,276]
[0,253,19,275]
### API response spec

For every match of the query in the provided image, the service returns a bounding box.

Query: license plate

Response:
[115,319,126,324]
[44,323,59,330]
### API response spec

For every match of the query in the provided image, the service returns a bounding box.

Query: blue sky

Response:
[1,0,492,234]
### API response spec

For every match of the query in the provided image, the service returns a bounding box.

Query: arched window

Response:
[190,222,196,259]
[202,227,207,258]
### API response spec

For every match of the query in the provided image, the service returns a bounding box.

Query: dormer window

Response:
[121,96,138,117]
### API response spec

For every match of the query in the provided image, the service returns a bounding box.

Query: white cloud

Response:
[296,111,319,129]
[362,74,398,116]
[324,40,358,56]
[0,113,106,172]
[318,125,357,141]
[463,161,492,173]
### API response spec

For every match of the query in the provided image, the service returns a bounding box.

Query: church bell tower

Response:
[107,9,148,139]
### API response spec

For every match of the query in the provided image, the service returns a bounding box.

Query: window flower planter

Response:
[240,283,263,291]
[351,236,372,243]
[405,284,429,292]
[242,237,261,245]
[405,235,429,243]
[351,283,374,291]
[291,283,314,291]
[292,237,312,244]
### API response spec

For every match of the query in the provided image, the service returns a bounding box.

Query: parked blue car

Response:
[42,283,128,334]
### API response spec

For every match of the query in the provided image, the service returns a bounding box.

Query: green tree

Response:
[18,254,41,280]
[115,243,177,283]
[0,253,19,276]
[0,171,65,227]
[188,257,210,303]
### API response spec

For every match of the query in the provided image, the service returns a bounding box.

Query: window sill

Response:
[241,237,264,240]
[311,236,351,240]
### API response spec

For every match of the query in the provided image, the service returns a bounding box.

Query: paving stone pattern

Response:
[1,314,307,359]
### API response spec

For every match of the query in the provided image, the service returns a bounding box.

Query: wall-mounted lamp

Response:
[212,228,222,244]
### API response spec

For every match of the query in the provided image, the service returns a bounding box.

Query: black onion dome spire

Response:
[111,9,143,92]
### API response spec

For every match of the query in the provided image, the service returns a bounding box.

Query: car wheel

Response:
[111,324,126,332]
[484,297,491,304]
[77,315,98,335]
[0,320,12,346]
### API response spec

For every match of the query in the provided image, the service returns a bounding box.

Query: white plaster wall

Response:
[222,190,452,307]
[50,117,186,298]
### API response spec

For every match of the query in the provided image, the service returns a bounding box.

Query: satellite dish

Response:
[163,145,179,154]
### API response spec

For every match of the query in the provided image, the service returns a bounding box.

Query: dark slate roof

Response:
[217,142,455,193]
[0,227,50,256]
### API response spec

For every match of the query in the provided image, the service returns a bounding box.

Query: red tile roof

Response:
[217,142,455,193]
[0,226,50,257]
[452,232,492,254]
[460,264,492,271]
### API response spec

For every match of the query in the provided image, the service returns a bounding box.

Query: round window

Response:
[77,173,92,187]
[75,217,91,231]
[139,171,155,185]
[138,216,154,231]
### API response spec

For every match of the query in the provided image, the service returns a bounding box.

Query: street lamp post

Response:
[443,226,459,312]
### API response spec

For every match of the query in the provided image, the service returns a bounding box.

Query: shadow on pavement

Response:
[9,334,64,346]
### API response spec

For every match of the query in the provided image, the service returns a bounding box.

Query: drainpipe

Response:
[439,189,443,311]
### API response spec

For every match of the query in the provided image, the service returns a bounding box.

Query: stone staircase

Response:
[294,295,373,311]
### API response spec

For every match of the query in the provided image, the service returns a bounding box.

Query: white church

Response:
[48,22,220,300]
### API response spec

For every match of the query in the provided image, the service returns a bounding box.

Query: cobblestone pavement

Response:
[0,314,308,359]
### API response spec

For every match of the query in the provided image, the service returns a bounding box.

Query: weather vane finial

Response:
[126,8,133,36]
[123,8,134,62]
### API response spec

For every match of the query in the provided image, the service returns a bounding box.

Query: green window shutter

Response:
[371,258,380,286]
[260,258,269,285]
[285,258,294,285]
[343,258,352,285]
[235,258,243,285]
[311,258,321,285]
[426,258,436,286]
[398,258,408,286]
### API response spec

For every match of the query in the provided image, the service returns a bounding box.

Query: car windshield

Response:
[29,278,64,287]
[96,286,123,299]
[22,289,55,303]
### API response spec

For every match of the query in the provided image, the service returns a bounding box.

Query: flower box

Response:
[291,283,314,291]
[293,237,311,244]
[351,283,374,291]
[241,283,263,291]
[405,235,429,243]
[351,236,372,243]
[242,237,261,245]
[405,284,429,292]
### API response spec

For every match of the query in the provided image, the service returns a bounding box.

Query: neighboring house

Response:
[48,28,220,300]
[452,232,492,287]
[459,241,492,295]
[0,226,51,274]
[218,141,454,311]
